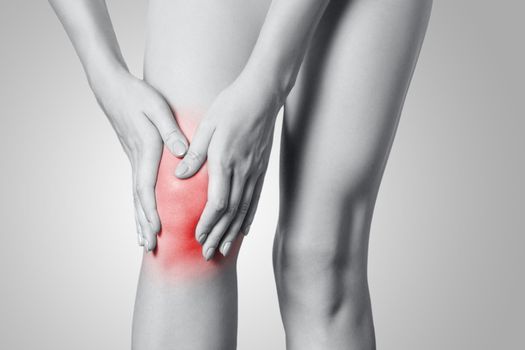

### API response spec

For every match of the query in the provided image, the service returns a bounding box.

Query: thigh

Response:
[278,0,432,257]
[144,0,272,108]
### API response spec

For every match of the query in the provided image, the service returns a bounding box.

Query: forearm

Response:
[49,0,128,86]
[241,0,331,101]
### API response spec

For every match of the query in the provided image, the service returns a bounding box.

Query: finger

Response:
[144,100,188,158]
[134,193,155,252]
[134,211,145,247]
[240,172,266,237]
[201,171,246,260]
[175,120,214,179]
[195,162,231,244]
[130,154,146,247]
[219,177,257,256]
[135,149,162,252]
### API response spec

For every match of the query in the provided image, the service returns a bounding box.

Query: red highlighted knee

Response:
[144,110,239,280]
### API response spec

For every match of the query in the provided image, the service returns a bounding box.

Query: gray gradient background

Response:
[1,1,523,349]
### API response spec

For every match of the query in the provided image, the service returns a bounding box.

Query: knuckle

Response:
[151,221,161,232]
[163,128,181,142]
[215,160,232,175]
[205,233,222,246]
[219,155,234,169]
[238,201,250,215]
[211,198,227,213]
[142,225,154,237]
[240,168,253,180]
[225,204,237,216]
[186,149,203,162]
[135,185,150,199]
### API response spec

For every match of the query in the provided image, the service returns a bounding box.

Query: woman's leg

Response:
[132,109,243,350]
[132,1,272,348]
[274,0,432,349]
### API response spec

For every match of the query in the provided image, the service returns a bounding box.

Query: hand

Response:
[174,75,283,260]
[90,67,188,252]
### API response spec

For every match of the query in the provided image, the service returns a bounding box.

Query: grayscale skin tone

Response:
[49,0,432,349]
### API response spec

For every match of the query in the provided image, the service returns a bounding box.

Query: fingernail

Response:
[197,233,207,244]
[175,162,188,177]
[138,235,144,246]
[220,242,232,256]
[144,239,150,252]
[173,140,187,157]
[244,225,251,236]
[205,247,215,261]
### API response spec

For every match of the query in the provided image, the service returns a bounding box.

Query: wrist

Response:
[84,54,130,91]
[237,60,292,109]
[86,58,131,96]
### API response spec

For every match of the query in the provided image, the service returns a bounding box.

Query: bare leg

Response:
[132,1,271,349]
[274,0,432,349]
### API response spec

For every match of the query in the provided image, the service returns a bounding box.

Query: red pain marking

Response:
[145,109,240,280]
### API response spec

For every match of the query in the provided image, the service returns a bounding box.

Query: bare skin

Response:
[275,1,432,348]
[49,0,432,349]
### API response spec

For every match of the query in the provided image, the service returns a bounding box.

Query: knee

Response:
[273,232,370,320]
[275,194,372,273]
[274,229,368,286]
[273,196,374,317]
[148,137,240,281]
[274,247,370,328]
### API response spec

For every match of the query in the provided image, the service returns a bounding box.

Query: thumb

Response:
[145,100,188,158]
[175,121,214,179]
